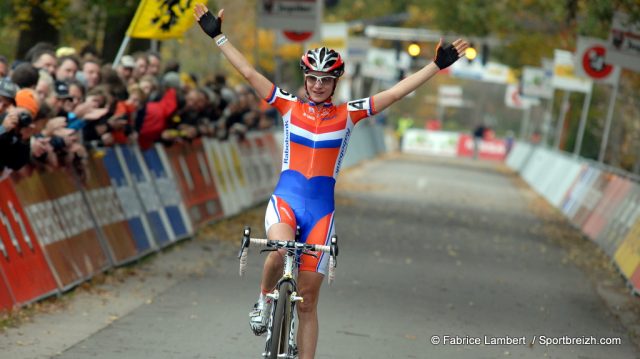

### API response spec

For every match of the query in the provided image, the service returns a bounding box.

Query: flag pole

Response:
[113,0,149,66]
[113,36,131,67]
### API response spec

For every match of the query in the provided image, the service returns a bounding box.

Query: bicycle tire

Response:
[268,281,292,359]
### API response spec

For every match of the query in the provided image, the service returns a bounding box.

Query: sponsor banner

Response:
[522,66,553,99]
[82,155,138,264]
[606,12,640,72]
[614,214,640,282]
[102,147,155,254]
[247,133,277,201]
[552,49,593,93]
[361,47,411,81]
[164,140,223,227]
[203,139,238,216]
[149,144,193,239]
[402,129,459,157]
[594,177,636,256]
[482,62,512,84]
[0,178,58,306]
[15,168,109,289]
[582,175,629,246]
[450,58,485,81]
[261,132,282,185]
[505,84,540,109]
[560,166,599,222]
[225,139,254,208]
[118,146,173,246]
[235,137,262,203]
[575,37,621,84]
[457,134,507,161]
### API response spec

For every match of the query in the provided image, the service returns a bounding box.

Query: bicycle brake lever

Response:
[301,250,319,259]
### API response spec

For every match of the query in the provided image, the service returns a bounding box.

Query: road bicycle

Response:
[238,226,339,359]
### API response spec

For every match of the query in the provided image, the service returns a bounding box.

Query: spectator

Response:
[0,107,49,176]
[81,85,115,146]
[146,51,162,77]
[139,74,160,101]
[64,79,85,115]
[132,52,148,82]
[81,59,101,90]
[11,63,40,89]
[102,65,128,101]
[31,49,57,76]
[110,83,144,145]
[79,44,100,62]
[51,80,74,116]
[56,46,76,58]
[15,89,40,119]
[137,73,179,150]
[163,88,211,143]
[55,55,80,82]
[0,78,17,115]
[116,55,135,85]
[0,55,8,78]
[35,71,55,102]
[472,123,486,160]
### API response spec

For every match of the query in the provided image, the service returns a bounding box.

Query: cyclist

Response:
[194,4,468,358]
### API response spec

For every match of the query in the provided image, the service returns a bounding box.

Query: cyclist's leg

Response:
[296,271,323,359]
[296,212,335,359]
[263,195,297,293]
[261,224,293,292]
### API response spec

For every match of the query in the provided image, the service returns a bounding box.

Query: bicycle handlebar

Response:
[238,226,338,284]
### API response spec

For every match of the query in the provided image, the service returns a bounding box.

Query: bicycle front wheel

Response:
[268,281,293,359]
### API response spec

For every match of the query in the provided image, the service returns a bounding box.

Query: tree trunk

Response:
[16,5,59,60]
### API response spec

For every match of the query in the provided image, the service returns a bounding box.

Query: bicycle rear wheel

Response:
[267,281,293,359]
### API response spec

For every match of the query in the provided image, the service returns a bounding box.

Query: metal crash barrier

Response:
[0,126,386,310]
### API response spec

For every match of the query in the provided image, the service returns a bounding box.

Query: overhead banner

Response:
[575,37,621,85]
[522,66,553,99]
[127,0,206,39]
[552,49,592,93]
[258,0,321,32]
[606,12,640,72]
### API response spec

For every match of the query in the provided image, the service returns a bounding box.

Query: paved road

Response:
[5,155,638,359]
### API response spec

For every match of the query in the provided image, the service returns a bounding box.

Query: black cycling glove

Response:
[198,10,222,39]
[433,41,460,69]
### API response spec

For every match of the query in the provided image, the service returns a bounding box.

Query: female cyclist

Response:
[194,4,468,358]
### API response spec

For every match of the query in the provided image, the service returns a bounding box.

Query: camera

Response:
[17,112,33,129]
[50,136,67,152]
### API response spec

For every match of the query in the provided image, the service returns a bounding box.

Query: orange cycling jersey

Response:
[264,85,376,274]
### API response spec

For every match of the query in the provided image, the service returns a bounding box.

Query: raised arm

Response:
[194,4,273,99]
[372,39,469,113]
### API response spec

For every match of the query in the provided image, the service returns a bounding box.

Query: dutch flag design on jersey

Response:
[266,85,375,179]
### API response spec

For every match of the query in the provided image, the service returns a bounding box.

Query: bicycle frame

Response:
[238,226,338,359]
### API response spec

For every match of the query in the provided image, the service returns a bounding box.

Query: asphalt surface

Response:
[2,154,638,359]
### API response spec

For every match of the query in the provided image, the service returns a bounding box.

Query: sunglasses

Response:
[305,74,336,86]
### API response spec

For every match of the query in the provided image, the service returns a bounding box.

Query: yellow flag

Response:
[127,0,205,39]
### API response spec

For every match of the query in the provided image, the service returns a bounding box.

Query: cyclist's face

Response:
[305,72,336,103]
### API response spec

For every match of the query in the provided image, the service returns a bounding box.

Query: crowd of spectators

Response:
[0,43,276,180]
